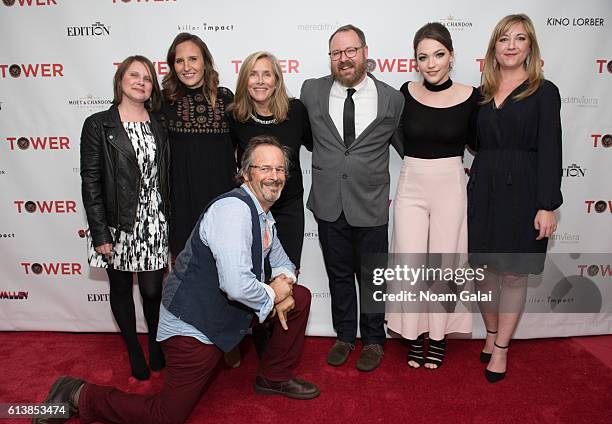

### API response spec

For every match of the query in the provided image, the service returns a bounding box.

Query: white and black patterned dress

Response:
[87,121,168,271]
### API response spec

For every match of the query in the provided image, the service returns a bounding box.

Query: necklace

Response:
[424,77,453,92]
[250,113,277,125]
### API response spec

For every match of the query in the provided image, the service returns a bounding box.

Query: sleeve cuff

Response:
[257,284,276,323]
[271,266,297,283]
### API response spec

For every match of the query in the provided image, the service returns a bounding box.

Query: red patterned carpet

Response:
[0,332,611,424]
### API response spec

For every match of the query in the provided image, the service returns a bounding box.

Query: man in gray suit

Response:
[300,24,404,371]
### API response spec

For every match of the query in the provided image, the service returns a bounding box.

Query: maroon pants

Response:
[79,284,311,424]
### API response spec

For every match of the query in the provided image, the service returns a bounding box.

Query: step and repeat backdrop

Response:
[1,0,611,338]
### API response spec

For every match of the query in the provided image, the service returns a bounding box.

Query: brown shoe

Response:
[32,376,84,424]
[223,346,241,368]
[254,375,320,400]
[356,344,384,372]
[327,340,355,366]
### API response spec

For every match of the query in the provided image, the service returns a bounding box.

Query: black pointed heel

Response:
[485,342,508,383]
[480,329,497,363]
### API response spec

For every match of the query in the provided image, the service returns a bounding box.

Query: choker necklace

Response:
[424,77,453,92]
[250,113,277,125]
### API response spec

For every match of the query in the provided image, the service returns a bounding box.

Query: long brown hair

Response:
[112,55,162,111]
[162,32,219,108]
[231,51,289,123]
[480,14,544,104]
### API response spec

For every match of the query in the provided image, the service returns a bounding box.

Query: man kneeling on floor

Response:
[34,135,319,424]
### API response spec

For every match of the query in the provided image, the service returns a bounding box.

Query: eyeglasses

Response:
[329,46,363,61]
[249,165,286,175]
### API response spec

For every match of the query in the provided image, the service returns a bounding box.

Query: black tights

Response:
[107,268,165,379]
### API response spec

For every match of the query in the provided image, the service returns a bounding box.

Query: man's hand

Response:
[269,274,294,305]
[274,295,295,330]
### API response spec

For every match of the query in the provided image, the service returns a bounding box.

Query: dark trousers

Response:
[80,285,311,424]
[317,212,387,345]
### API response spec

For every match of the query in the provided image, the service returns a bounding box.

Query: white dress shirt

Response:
[329,74,378,142]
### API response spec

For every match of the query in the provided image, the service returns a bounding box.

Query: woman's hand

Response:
[534,210,557,240]
[95,243,113,259]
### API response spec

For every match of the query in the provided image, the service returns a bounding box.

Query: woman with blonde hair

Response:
[229,51,312,272]
[468,14,562,383]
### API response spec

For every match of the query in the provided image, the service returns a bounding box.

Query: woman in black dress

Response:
[228,51,312,270]
[468,14,562,383]
[161,33,236,257]
[81,56,169,380]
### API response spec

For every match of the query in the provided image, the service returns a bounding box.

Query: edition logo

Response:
[2,0,57,6]
[0,291,28,300]
[0,63,63,78]
[367,58,418,73]
[596,59,612,74]
[14,200,77,213]
[562,164,586,177]
[113,61,168,75]
[231,59,300,74]
[578,264,612,277]
[5,136,70,150]
[21,262,82,275]
[585,200,612,214]
[67,22,110,37]
[589,133,612,148]
[87,293,110,302]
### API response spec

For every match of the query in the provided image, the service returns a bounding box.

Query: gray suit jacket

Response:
[300,74,404,227]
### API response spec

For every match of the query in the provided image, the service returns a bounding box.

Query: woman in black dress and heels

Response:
[468,14,562,383]
[161,33,236,257]
[228,51,312,270]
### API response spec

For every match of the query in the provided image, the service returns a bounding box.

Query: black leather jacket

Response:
[80,104,170,247]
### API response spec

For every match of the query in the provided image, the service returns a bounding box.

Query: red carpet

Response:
[1,332,611,424]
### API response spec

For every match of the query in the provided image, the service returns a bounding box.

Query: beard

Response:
[260,179,284,203]
[331,55,367,87]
